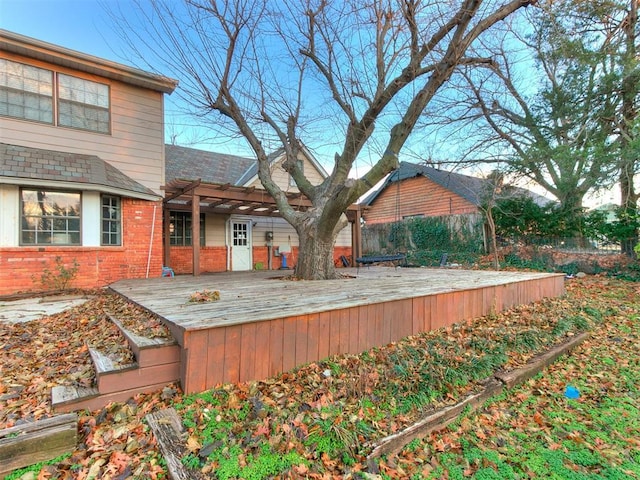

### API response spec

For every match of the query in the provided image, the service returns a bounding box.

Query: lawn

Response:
[2,276,639,479]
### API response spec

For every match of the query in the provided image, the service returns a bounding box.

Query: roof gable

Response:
[165,144,328,189]
[362,161,551,207]
[165,144,256,185]
[236,145,328,187]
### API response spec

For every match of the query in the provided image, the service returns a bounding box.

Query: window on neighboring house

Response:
[0,59,53,124]
[101,195,121,245]
[169,212,205,246]
[20,189,81,245]
[0,59,110,134]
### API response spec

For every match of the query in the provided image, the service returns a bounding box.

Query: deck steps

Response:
[51,310,181,413]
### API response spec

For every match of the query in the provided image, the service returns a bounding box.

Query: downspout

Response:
[225,217,231,271]
[146,204,157,278]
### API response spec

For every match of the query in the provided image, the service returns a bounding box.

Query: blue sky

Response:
[0,1,127,61]
[0,0,248,154]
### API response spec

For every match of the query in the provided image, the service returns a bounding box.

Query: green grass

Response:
[172,279,639,479]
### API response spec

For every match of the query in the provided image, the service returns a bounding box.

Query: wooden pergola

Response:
[162,179,363,275]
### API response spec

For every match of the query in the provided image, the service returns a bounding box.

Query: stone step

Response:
[105,312,180,368]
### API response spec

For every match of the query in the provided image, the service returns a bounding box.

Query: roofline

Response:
[0,177,162,201]
[237,145,329,187]
[0,29,178,94]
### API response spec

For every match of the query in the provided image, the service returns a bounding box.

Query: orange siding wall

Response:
[0,199,163,295]
[364,177,478,224]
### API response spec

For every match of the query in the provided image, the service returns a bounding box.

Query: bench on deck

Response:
[356,253,407,267]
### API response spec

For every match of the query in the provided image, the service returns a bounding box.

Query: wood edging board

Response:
[0,413,77,478]
[146,408,205,480]
[365,331,590,471]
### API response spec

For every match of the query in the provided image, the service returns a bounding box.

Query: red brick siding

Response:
[167,245,353,273]
[0,199,163,296]
[169,246,228,274]
[364,177,479,224]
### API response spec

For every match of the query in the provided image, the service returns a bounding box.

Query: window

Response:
[233,222,248,246]
[0,59,53,123]
[20,189,81,245]
[101,195,121,245]
[0,59,110,134]
[169,212,205,246]
[58,74,110,133]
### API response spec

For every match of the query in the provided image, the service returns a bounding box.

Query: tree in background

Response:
[111,0,534,279]
[429,0,639,254]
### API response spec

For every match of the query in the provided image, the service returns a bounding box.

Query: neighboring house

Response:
[361,161,550,224]
[0,30,177,295]
[163,144,356,274]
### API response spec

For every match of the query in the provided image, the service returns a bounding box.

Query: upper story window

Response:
[0,58,110,134]
[0,59,53,123]
[58,74,110,133]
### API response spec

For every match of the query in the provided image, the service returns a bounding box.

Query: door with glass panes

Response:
[231,220,252,270]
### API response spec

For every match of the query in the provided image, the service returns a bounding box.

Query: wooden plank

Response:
[347,307,360,354]
[268,319,284,378]
[306,313,320,363]
[366,379,503,467]
[239,323,257,383]
[52,382,173,413]
[254,321,271,380]
[393,299,412,341]
[96,362,180,394]
[182,330,209,394]
[371,303,384,349]
[222,325,242,384]
[282,317,297,372]
[358,305,370,352]
[317,311,331,360]
[294,315,309,367]
[337,308,350,355]
[328,309,341,357]
[146,408,205,480]
[496,332,590,388]
[206,328,226,389]
[412,297,424,335]
[0,414,77,478]
[423,295,433,333]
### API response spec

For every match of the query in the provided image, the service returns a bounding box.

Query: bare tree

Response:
[112,0,534,279]
[427,0,639,252]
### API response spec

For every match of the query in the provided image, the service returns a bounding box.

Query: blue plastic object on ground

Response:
[565,385,580,399]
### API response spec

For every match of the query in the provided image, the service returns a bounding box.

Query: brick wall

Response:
[167,245,353,273]
[0,199,163,296]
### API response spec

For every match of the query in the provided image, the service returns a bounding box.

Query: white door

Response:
[231,220,252,271]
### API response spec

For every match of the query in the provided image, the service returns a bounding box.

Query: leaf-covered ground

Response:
[1,276,639,479]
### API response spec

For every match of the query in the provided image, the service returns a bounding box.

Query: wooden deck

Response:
[110,267,565,394]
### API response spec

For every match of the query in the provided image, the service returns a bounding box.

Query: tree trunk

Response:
[294,230,338,280]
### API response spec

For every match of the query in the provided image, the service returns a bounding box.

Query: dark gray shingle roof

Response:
[0,143,158,198]
[165,144,256,185]
[362,161,551,207]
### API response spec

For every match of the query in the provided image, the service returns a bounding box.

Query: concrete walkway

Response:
[0,294,91,324]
